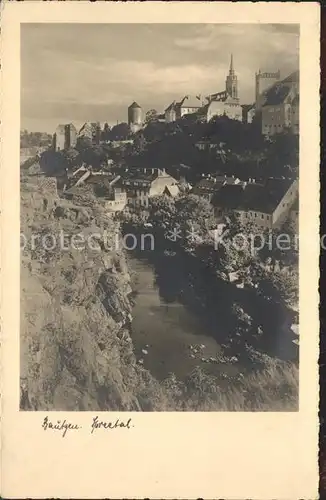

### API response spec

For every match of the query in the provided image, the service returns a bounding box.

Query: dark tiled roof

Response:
[212,178,295,214]
[263,84,292,106]
[263,70,299,107]
[281,70,299,84]
[192,178,225,195]
[120,171,157,184]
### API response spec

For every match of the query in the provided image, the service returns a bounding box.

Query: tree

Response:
[101,122,111,142]
[79,145,108,170]
[264,131,299,178]
[132,132,147,154]
[144,109,158,124]
[257,268,298,309]
[39,150,67,176]
[148,195,177,230]
[61,148,81,170]
[20,130,52,149]
[76,136,93,152]
[109,123,131,141]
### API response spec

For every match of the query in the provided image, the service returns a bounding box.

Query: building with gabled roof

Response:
[192,176,243,203]
[261,70,299,136]
[165,95,203,122]
[118,167,179,208]
[211,177,298,228]
[78,122,101,145]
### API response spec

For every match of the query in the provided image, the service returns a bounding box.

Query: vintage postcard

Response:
[1,1,320,498]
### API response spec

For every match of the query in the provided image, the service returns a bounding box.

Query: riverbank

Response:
[126,250,298,407]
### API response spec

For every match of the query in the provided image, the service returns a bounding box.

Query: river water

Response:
[128,253,298,382]
[129,254,240,381]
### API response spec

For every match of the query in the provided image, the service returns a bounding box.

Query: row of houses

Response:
[64,167,182,212]
[63,162,298,231]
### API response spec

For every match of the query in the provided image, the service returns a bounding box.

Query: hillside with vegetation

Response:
[31,115,299,185]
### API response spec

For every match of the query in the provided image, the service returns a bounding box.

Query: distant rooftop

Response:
[281,70,299,84]
[263,70,299,107]
[192,176,243,196]
[129,101,142,109]
[179,95,203,108]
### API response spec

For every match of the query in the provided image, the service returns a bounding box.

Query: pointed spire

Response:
[230,54,234,73]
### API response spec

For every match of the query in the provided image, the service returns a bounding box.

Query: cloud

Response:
[21,23,299,132]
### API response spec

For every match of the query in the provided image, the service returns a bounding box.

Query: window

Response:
[255,213,257,217]
[267,215,270,220]
[261,214,264,219]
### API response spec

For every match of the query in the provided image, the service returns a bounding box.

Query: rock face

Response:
[20,175,159,411]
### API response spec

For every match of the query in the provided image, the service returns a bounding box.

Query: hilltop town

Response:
[21,56,299,232]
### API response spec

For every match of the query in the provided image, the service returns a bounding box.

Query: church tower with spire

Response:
[225,54,239,100]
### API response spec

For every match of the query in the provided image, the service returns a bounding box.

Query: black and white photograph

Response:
[20,22,300,412]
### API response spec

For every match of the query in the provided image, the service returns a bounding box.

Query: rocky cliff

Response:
[20,173,165,411]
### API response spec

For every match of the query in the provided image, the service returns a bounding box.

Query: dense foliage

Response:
[20,130,52,148]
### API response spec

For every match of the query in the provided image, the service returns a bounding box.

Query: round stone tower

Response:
[128,102,143,132]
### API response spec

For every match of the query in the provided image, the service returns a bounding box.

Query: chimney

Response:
[144,168,146,174]
[252,178,256,183]
[152,168,155,174]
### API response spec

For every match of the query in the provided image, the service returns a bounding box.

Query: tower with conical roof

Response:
[128,101,143,132]
[225,54,239,100]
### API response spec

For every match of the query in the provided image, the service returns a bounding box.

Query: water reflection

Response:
[128,251,298,382]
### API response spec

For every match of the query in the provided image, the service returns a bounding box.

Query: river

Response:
[128,252,299,382]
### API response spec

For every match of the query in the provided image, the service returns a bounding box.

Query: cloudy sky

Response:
[21,23,299,133]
